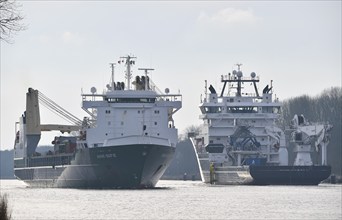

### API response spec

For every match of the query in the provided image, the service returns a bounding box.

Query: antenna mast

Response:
[120,55,137,90]
[204,80,207,102]
[236,63,243,96]
[109,63,115,90]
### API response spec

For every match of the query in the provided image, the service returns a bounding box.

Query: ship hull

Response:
[201,166,253,185]
[249,165,331,185]
[14,144,175,188]
[194,152,253,185]
[194,150,331,185]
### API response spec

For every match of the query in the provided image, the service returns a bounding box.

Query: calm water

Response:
[0,179,341,220]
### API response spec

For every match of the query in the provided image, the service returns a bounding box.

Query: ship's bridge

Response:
[105,89,157,99]
[199,98,281,111]
[200,99,281,114]
[82,89,182,107]
[104,90,157,103]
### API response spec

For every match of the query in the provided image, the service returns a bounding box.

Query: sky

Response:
[1,1,341,150]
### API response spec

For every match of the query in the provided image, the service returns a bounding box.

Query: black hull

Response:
[249,165,331,185]
[14,144,175,188]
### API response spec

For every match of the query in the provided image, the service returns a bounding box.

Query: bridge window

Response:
[262,107,272,113]
[204,106,222,113]
[205,145,224,153]
[227,107,257,113]
[107,98,156,103]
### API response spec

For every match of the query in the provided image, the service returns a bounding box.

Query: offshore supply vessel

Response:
[191,64,332,185]
[14,55,182,188]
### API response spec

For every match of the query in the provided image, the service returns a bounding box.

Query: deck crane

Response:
[290,114,333,166]
[15,88,82,156]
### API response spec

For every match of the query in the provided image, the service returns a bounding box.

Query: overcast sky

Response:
[1,1,341,150]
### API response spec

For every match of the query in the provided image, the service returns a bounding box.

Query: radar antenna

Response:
[236,63,242,71]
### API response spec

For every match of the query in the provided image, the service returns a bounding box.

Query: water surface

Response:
[1,179,341,219]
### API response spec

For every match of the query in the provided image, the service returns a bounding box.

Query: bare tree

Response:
[178,125,201,141]
[0,0,25,43]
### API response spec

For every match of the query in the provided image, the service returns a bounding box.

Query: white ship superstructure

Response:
[80,56,181,150]
[191,64,287,184]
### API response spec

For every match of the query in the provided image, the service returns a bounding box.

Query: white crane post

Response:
[110,63,115,90]
[26,88,41,135]
[321,142,327,165]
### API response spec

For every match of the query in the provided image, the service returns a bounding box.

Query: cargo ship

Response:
[14,55,182,188]
[190,64,332,185]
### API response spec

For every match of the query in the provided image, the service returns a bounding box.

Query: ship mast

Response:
[109,63,115,90]
[220,63,260,98]
[236,63,243,97]
[120,55,137,90]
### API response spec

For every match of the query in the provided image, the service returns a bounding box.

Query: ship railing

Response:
[156,94,182,102]
[81,94,105,102]
[81,92,182,102]
[230,93,258,98]
[219,95,259,103]
[221,75,260,81]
